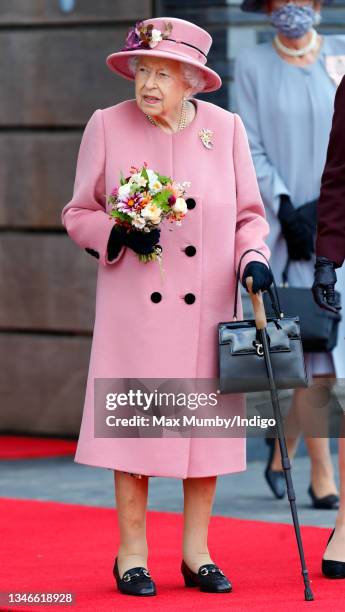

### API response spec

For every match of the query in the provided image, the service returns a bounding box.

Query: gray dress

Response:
[234,34,345,378]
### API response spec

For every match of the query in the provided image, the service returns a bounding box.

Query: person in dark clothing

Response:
[313,75,345,579]
[313,75,345,311]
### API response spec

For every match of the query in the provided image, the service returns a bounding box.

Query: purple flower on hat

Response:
[121,21,145,51]
[121,20,172,52]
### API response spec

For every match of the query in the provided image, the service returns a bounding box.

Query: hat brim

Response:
[106,49,222,94]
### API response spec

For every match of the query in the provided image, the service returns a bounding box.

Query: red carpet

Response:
[0,436,77,459]
[1,498,345,611]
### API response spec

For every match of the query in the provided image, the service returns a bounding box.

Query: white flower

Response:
[141,203,162,224]
[128,173,139,183]
[172,197,187,215]
[146,168,159,188]
[132,215,147,229]
[129,173,147,188]
[150,180,163,194]
[174,180,191,197]
[149,29,163,48]
[146,169,163,193]
[118,183,131,199]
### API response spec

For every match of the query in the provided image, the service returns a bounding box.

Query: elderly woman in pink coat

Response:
[61,16,272,598]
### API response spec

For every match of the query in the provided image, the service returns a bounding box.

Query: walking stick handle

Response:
[245,277,267,330]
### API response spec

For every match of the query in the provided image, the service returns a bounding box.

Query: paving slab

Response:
[0,452,339,528]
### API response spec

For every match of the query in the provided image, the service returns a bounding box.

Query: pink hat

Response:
[106,16,222,94]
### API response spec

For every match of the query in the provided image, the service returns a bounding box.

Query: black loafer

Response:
[308,485,339,510]
[264,438,286,499]
[322,529,345,579]
[113,557,157,596]
[181,559,232,593]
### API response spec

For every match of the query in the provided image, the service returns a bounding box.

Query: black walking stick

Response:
[246,276,314,602]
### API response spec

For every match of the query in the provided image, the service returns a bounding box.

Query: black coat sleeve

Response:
[316,76,345,267]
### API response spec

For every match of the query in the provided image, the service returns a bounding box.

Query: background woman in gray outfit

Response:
[234,0,345,507]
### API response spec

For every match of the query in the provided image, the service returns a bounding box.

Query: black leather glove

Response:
[312,256,341,314]
[278,195,315,261]
[106,225,124,261]
[107,225,161,259]
[241,261,274,294]
[123,227,161,255]
[296,199,317,234]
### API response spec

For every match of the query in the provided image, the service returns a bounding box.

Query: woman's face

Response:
[134,56,193,118]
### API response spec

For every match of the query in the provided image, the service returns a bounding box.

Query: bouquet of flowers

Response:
[107,162,191,265]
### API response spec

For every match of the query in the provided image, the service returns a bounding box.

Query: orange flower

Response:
[141,193,152,206]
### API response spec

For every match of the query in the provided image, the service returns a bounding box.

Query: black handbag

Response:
[218,249,308,394]
[263,260,342,352]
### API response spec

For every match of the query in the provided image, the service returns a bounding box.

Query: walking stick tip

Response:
[304,586,314,601]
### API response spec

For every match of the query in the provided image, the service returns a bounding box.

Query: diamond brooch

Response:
[198,128,214,149]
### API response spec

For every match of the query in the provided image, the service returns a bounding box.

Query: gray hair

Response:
[127,55,206,97]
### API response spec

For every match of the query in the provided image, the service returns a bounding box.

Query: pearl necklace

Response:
[144,98,189,132]
[274,28,318,57]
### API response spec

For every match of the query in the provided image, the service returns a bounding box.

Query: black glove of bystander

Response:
[312,256,341,314]
[296,199,317,235]
[241,261,274,294]
[278,195,316,261]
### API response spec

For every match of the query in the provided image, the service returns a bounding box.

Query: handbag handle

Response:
[233,248,284,321]
[282,259,290,286]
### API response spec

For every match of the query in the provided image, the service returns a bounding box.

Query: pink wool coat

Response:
[61,97,270,478]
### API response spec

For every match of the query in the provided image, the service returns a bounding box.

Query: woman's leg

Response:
[295,378,338,497]
[270,439,299,471]
[270,397,301,471]
[324,418,345,562]
[271,382,338,496]
[182,476,217,573]
[114,470,149,578]
[305,437,338,497]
